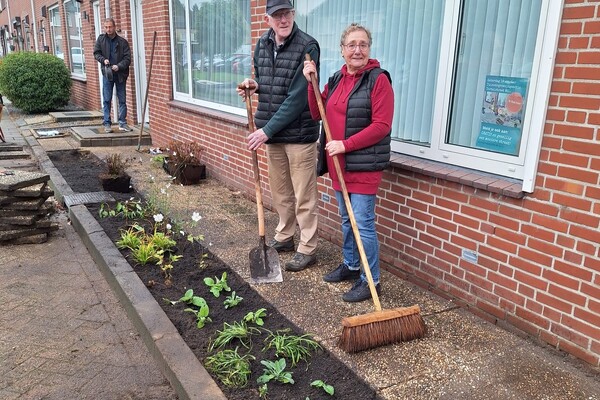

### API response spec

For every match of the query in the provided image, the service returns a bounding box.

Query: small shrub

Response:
[0,52,71,113]
[166,140,205,166]
[104,153,128,176]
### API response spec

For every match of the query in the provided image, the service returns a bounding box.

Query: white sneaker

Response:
[119,124,132,132]
[103,124,112,133]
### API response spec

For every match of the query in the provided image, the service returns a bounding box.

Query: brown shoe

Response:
[285,252,316,272]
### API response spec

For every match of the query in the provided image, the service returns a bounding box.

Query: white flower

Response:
[180,230,185,236]
[209,242,213,246]
[166,223,172,230]
[161,188,166,194]
[153,213,164,223]
[192,212,201,222]
[172,151,177,157]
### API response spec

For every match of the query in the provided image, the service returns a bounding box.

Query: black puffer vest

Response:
[254,24,319,144]
[327,68,392,171]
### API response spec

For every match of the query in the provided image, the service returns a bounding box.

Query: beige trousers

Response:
[266,142,319,256]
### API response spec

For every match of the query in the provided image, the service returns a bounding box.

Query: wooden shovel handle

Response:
[244,90,266,238]
[305,54,382,312]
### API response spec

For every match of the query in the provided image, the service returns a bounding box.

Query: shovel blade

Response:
[249,240,282,284]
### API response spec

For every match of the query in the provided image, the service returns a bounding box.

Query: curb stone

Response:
[38,151,228,400]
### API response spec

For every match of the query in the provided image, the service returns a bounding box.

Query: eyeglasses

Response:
[271,10,294,21]
[343,43,370,52]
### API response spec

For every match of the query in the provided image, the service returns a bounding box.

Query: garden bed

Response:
[47,149,380,400]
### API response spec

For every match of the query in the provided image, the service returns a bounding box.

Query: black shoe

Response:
[267,238,294,253]
[342,279,381,303]
[323,263,361,283]
[285,252,317,272]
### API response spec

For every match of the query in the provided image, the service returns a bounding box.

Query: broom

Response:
[306,55,426,353]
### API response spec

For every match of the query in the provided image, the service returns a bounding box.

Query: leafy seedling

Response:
[263,330,322,366]
[116,227,142,250]
[209,321,261,351]
[311,380,335,396]
[257,358,294,385]
[204,347,255,388]
[244,308,267,326]
[164,288,206,307]
[204,271,231,297]
[223,291,243,309]
[184,300,211,328]
[258,384,268,399]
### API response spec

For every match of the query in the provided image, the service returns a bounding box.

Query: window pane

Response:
[190,0,250,108]
[173,0,188,94]
[49,7,64,61]
[299,0,444,146]
[447,0,542,156]
[64,0,86,75]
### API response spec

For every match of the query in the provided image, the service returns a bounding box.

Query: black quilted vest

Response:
[326,68,392,171]
[254,24,320,144]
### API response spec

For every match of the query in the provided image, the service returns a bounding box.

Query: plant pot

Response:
[163,158,206,185]
[99,173,132,192]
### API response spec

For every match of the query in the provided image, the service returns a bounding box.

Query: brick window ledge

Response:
[390,153,525,199]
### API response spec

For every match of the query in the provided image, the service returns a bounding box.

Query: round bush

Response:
[0,52,72,113]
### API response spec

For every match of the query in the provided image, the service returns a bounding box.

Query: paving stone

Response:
[0,170,49,191]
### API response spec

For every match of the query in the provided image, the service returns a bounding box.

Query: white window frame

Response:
[168,0,247,117]
[393,0,563,192]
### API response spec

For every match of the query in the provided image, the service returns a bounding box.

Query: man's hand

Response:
[247,128,268,151]
[104,59,110,65]
[236,79,258,101]
[111,65,119,71]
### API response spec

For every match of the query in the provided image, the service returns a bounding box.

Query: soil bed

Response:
[47,149,380,400]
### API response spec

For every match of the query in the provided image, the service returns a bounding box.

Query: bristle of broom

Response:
[338,305,427,353]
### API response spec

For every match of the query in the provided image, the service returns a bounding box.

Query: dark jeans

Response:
[102,77,127,126]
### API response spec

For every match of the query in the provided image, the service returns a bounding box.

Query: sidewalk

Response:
[2,104,600,400]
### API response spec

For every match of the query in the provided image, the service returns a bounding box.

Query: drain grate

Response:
[64,191,115,207]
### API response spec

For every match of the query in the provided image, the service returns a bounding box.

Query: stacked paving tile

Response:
[0,169,58,244]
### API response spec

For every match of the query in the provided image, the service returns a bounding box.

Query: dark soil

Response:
[47,149,380,400]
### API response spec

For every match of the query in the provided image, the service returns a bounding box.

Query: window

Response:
[64,0,86,76]
[170,0,251,115]
[297,0,562,191]
[49,6,63,61]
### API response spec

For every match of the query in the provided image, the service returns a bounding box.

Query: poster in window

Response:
[476,75,528,156]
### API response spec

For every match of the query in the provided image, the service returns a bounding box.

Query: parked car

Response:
[231,55,251,75]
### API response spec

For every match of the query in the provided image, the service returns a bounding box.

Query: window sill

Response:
[389,153,525,199]
[70,74,87,82]
[169,100,247,127]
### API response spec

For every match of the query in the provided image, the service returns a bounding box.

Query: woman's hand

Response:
[303,60,317,82]
[325,140,345,156]
[236,79,258,101]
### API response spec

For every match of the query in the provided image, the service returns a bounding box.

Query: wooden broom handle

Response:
[244,89,266,238]
[306,54,382,312]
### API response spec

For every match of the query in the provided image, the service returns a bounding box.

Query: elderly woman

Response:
[303,23,394,303]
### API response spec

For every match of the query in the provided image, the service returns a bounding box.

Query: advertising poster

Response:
[476,75,528,155]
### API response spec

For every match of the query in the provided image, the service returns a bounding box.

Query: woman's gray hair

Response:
[340,23,372,46]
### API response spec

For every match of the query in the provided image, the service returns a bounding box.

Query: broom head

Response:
[338,305,426,353]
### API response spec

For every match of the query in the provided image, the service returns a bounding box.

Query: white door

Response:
[130,0,149,125]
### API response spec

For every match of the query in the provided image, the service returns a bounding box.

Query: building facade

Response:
[2,0,599,366]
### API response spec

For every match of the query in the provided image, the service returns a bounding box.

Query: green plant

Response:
[184,296,211,328]
[104,153,128,176]
[257,359,294,385]
[263,330,322,366]
[99,199,145,220]
[116,226,143,250]
[204,348,255,388]
[204,272,231,297]
[258,384,268,399]
[223,291,243,309]
[209,321,261,351]
[130,241,161,265]
[244,308,267,326]
[0,52,71,113]
[311,380,334,396]
[150,231,177,252]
